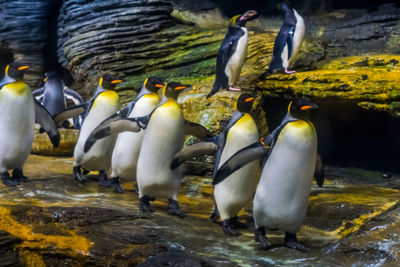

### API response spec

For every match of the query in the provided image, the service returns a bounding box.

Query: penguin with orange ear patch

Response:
[72,74,122,184]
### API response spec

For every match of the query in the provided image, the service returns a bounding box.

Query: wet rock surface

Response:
[0,154,399,266]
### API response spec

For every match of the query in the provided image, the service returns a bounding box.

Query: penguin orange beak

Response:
[18,66,29,71]
[155,84,164,88]
[301,103,319,111]
[175,85,190,91]
[245,97,254,102]
[111,80,122,84]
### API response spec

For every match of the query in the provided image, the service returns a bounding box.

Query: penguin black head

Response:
[144,77,164,93]
[289,97,318,119]
[230,10,258,27]
[163,82,190,100]
[236,93,255,113]
[44,71,61,82]
[5,62,30,80]
[100,74,122,90]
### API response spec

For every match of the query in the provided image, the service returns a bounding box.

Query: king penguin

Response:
[171,93,260,235]
[33,71,84,129]
[261,2,305,77]
[0,62,60,187]
[207,10,257,98]
[136,82,189,217]
[215,97,324,252]
[106,77,164,193]
[72,74,121,183]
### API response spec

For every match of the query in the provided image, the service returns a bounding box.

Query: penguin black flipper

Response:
[171,139,218,169]
[214,114,297,184]
[53,102,89,124]
[83,107,136,152]
[314,154,324,187]
[208,27,244,98]
[286,26,295,60]
[34,99,60,147]
[64,87,84,105]
[184,120,212,140]
[213,140,270,185]
[32,87,45,98]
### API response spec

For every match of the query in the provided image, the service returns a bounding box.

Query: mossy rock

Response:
[32,126,79,156]
[258,54,400,116]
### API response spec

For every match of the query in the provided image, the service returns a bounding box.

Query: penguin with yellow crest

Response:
[84,77,164,193]
[171,93,260,235]
[83,82,211,217]
[207,10,257,98]
[215,98,324,252]
[0,62,60,187]
[70,74,122,184]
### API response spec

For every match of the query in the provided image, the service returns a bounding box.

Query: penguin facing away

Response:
[207,10,257,98]
[261,2,305,77]
[106,77,164,193]
[171,93,260,235]
[215,98,324,252]
[0,62,60,187]
[72,74,122,184]
[33,71,84,129]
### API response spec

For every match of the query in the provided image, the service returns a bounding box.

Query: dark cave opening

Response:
[262,97,400,174]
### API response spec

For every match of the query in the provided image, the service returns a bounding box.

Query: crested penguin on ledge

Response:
[208,10,257,98]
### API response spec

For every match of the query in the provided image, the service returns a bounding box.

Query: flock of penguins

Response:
[0,3,326,252]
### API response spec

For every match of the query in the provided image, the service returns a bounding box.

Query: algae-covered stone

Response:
[258,55,400,116]
[32,125,79,156]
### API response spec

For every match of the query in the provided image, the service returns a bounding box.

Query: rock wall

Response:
[0,0,49,87]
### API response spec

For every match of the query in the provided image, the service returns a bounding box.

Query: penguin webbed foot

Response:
[222,219,241,236]
[73,166,86,183]
[1,172,20,187]
[284,68,296,74]
[140,196,154,212]
[12,169,30,182]
[255,227,271,248]
[98,171,109,187]
[109,177,124,193]
[228,87,241,92]
[230,216,248,229]
[167,199,185,218]
[284,232,309,253]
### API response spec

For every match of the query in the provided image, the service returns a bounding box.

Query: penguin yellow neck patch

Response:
[3,80,29,96]
[93,90,120,107]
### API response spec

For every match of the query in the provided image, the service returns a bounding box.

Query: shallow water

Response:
[0,154,399,266]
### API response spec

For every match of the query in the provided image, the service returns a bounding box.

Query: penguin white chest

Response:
[0,85,35,171]
[215,114,260,220]
[254,120,317,233]
[289,10,305,64]
[111,94,159,179]
[225,28,248,86]
[74,91,120,170]
[137,101,184,199]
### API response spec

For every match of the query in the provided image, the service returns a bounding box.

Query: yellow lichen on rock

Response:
[0,206,92,260]
[258,55,400,116]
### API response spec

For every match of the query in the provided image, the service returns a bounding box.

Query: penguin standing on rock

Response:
[84,77,164,193]
[215,98,324,252]
[0,62,60,187]
[171,93,260,235]
[207,10,258,98]
[261,2,305,77]
[33,71,84,129]
[71,74,121,184]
